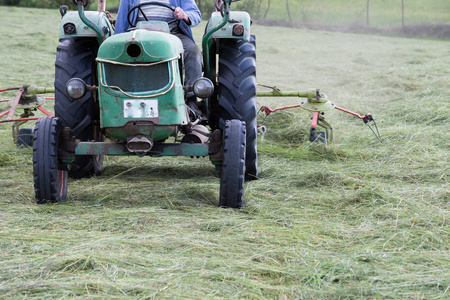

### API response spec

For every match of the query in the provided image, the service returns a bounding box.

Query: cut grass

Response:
[1,6,449,299]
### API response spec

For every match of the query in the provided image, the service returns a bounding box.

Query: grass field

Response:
[1,6,449,299]
[254,0,450,27]
[101,0,450,27]
[5,0,450,28]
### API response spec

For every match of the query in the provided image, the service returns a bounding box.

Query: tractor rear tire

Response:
[219,120,246,208]
[16,128,34,147]
[218,35,258,181]
[54,38,103,179]
[33,117,68,204]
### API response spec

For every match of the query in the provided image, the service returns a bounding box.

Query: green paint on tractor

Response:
[97,29,187,142]
[29,0,261,207]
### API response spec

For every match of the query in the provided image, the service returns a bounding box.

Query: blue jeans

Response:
[173,32,202,101]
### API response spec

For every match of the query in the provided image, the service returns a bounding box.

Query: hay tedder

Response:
[0,0,380,207]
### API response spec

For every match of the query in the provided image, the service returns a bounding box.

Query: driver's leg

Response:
[173,32,202,102]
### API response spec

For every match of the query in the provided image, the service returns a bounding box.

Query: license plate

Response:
[123,99,158,119]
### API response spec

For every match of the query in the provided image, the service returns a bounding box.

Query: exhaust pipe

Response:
[127,135,153,153]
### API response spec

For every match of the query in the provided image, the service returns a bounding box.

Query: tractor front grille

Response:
[101,62,171,93]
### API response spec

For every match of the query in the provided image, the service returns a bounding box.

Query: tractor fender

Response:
[205,11,251,41]
[59,11,113,40]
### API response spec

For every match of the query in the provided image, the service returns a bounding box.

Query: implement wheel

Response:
[310,130,327,144]
[16,128,34,147]
[218,35,258,181]
[54,38,103,179]
[33,117,68,204]
[219,120,246,208]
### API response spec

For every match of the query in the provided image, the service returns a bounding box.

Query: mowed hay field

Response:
[0,6,449,299]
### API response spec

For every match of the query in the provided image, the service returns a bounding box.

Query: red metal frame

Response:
[258,103,374,139]
[260,104,372,122]
[259,104,301,116]
[311,111,319,129]
[334,105,371,120]
[0,88,54,124]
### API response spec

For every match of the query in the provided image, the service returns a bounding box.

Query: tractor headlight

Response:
[66,78,86,100]
[232,24,245,36]
[192,77,214,99]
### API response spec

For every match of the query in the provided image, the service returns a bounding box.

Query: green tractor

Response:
[33,0,257,208]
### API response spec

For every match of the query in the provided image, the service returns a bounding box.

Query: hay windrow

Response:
[1,6,449,299]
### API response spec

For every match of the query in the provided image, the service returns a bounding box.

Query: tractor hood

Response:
[97,29,183,63]
[95,29,188,140]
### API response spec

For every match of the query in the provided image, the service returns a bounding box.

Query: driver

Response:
[115,0,203,116]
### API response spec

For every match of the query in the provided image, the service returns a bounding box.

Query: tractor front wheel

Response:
[33,117,68,204]
[219,120,246,208]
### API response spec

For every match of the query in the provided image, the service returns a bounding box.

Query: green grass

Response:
[1,6,449,299]
[250,0,450,27]
[4,0,450,27]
